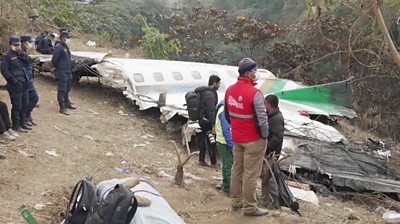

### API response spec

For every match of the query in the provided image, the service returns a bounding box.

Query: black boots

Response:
[65,102,76,110]
[12,125,28,133]
[20,120,32,130]
[59,106,69,116]
[26,111,37,126]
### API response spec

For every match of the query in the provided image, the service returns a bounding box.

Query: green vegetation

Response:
[141,25,181,59]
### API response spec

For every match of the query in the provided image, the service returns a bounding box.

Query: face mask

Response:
[65,38,72,46]
[11,46,17,51]
[27,43,33,49]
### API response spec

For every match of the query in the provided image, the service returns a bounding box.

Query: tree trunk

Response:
[373,1,400,69]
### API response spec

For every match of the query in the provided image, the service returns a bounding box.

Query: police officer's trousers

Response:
[6,81,29,128]
[57,73,72,107]
[24,66,39,112]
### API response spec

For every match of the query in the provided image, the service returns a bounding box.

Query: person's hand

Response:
[211,127,216,135]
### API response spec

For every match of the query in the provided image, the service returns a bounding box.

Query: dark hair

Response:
[208,75,221,86]
[265,94,279,108]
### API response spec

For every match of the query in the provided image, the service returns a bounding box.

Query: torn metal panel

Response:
[280,137,400,194]
[281,107,347,143]
[259,78,356,118]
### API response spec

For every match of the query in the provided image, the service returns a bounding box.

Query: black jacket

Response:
[266,108,284,156]
[1,50,28,84]
[195,86,218,128]
[51,42,72,75]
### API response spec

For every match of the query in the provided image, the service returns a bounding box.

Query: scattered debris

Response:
[383,210,400,223]
[45,149,58,157]
[157,170,174,180]
[19,150,34,158]
[53,126,70,135]
[140,134,154,139]
[19,205,38,224]
[114,167,129,173]
[105,152,114,157]
[280,137,400,195]
[83,135,95,141]
[33,204,45,211]
[41,191,52,196]
[288,186,319,206]
[133,143,147,148]
[118,110,129,116]
[184,173,206,181]
[88,109,100,115]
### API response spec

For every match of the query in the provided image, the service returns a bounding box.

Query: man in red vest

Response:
[224,58,269,216]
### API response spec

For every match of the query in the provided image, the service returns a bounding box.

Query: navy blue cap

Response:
[238,58,257,75]
[60,31,70,38]
[9,36,21,46]
[20,35,32,42]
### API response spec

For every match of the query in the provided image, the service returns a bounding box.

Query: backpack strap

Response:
[65,180,84,223]
[125,196,138,224]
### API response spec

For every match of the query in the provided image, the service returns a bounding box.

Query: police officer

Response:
[20,35,39,126]
[55,27,68,46]
[37,32,55,54]
[1,36,31,132]
[51,31,76,115]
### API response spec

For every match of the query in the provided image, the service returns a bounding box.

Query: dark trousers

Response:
[0,101,12,133]
[28,87,39,112]
[25,66,39,112]
[57,73,72,107]
[7,81,29,128]
[198,123,217,165]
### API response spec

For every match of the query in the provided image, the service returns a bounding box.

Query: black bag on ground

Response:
[65,179,97,224]
[269,162,300,215]
[185,91,202,121]
[65,179,138,224]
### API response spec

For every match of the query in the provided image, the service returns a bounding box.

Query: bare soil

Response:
[0,77,389,224]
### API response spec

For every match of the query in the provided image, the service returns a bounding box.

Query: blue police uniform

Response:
[37,36,54,54]
[20,35,39,124]
[0,37,30,131]
[51,31,74,114]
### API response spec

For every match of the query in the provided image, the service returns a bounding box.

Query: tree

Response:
[141,25,181,59]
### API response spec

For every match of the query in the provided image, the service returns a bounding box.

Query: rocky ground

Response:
[0,76,392,224]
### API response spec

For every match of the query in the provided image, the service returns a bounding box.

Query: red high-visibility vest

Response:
[225,76,261,143]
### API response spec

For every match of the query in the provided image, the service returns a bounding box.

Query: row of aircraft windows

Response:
[132,70,237,83]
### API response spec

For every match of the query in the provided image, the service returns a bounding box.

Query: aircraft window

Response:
[172,72,183,81]
[133,73,144,82]
[191,71,202,80]
[209,70,219,76]
[153,72,164,81]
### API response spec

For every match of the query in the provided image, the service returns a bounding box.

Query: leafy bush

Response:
[141,25,181,59]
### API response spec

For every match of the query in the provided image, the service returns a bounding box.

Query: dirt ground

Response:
[0,76,390,224]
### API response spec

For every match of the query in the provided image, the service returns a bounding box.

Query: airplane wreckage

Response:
[32,52,400,199]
